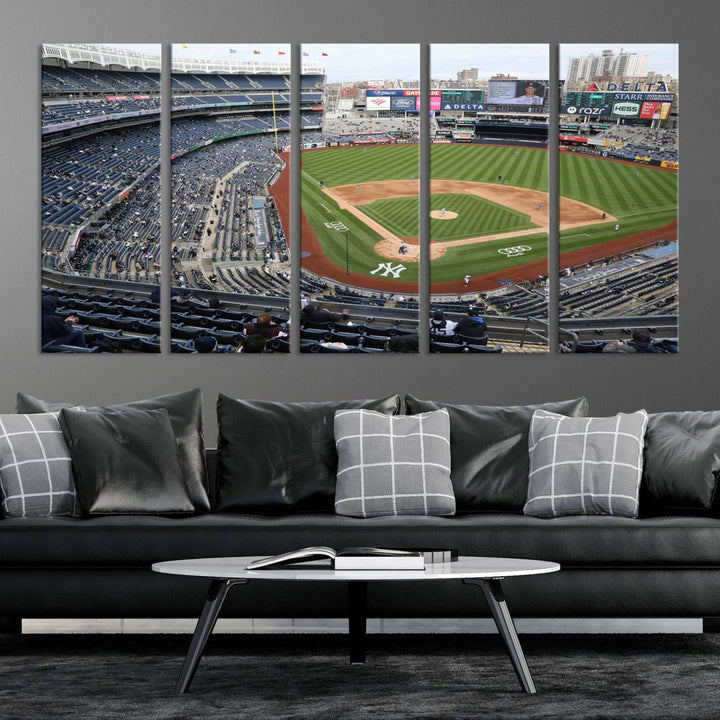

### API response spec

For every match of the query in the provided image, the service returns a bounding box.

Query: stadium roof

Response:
[42,43,325,76]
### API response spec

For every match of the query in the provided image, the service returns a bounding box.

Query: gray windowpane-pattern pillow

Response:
[334,408,455,518]
[524,409,648,518]
[0,413,76,518]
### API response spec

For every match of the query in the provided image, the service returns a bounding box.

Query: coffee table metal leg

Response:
[176,578,247,694]
[463,578,536,694]
[348,581,368,664]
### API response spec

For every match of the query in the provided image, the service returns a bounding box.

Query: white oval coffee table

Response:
[153,555,560,694]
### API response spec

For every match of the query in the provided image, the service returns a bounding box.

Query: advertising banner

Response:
[391,96,417,111]
[639,101,663,119]
[429,95,441,111]
[366,95,391,110]
[611,101,641,118]
[366,89,405,97]
[660,102,673,120]
[562,105,612,117]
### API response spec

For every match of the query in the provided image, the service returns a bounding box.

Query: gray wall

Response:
[1,0,714,441]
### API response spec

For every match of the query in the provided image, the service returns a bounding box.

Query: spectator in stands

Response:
[244,314,283,339]
[41,295,87,350]
[454,307,487,338]
[629,330,661,353]
[149,286,178,305]
[301,303,342,325]
[429,309,456,336]
[173,288,219,310]
[240,334,267,353]
[602,339,637,353]
[386,334,419,353]
[194,336,218,353]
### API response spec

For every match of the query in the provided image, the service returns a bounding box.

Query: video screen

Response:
[487,80,548,112]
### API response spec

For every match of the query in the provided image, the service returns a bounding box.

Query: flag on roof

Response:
[253,50,261,55]
[302,52,309,56]
[181,45,188,49]
[278,51,286,55]
[229,49,237,54]
[322,52,328,57]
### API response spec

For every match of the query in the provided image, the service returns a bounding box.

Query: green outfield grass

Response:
[558,152,677,255]
[300,144,677,284]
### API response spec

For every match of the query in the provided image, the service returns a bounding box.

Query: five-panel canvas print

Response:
[41,43,678,354]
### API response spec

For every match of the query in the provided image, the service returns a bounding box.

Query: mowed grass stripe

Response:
[429,144,548,189]
[559,153,677,222]
[430,232,549,283]
[302,145,419,186]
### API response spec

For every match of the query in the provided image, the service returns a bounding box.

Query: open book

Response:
[246,546,425,571]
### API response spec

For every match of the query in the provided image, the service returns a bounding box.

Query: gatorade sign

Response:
[612,101,641,118]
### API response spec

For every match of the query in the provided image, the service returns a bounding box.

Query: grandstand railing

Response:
[559,315,678,347]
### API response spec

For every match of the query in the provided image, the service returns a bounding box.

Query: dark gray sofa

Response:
[3,450,720,623]
[3,392,720,627]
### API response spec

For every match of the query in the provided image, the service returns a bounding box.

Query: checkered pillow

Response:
[0,413,76,517]
[334,408,455,518]
[524,409,648,518]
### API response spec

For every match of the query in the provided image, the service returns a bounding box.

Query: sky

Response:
[100,43,678,82]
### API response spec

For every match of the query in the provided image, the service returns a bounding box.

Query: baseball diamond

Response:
[291,143,677,294]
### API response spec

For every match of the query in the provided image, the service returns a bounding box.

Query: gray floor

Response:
[0,633,717,719]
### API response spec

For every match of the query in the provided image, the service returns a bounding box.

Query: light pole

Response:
[344,230,350,276]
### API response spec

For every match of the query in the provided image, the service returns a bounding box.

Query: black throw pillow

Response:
[17,389,209,512]
[215,394,401,513]
[59,407,195,516]
[405,396,589,512]
[641,410,720,514]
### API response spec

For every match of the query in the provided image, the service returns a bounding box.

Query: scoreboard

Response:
[562,91,675,118]
[440,89,485,111]
[565,92,610,109]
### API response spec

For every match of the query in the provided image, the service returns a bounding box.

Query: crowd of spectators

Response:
[594,126,678,163]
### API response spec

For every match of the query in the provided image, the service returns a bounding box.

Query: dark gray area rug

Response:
[1,633,719,719]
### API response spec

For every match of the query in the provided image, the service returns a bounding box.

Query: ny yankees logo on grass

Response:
[370,262,407,278]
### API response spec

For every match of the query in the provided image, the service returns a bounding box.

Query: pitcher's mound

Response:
[430,210,458,220]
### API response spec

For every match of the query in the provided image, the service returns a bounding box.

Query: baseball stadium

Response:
[41,43,678,354]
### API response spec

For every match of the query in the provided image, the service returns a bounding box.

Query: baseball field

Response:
[295,143,678,293]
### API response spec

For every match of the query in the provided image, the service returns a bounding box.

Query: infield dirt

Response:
[324,179,614,262]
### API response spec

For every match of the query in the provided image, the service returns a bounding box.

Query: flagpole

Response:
[271,90,279,154]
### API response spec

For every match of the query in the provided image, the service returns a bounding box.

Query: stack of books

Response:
[247,546,458,571]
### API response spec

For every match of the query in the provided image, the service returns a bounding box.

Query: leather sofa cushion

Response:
[59,407,195,516]
[215,394,401,513]
[2,513,719,567]
[405,396,589,512]
[16,389,210,512]
[641,410,720,514]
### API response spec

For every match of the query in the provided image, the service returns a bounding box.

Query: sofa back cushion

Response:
[215,394,401,513]
[641,410,720,514]
[16,389,209,512]
[59,407,195,516]
[405,396,589,512]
